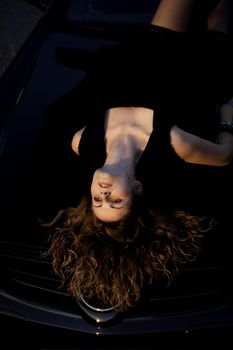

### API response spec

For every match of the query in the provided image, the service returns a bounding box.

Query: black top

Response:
[76,27,233,168]
[42,25,233,212]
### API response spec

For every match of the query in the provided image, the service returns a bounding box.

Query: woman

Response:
[43,0,233,311]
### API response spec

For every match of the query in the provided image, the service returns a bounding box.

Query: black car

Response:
[0,0,233,348]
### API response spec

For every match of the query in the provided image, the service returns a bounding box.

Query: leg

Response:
[150,0,195,33]
[207,0,232,34]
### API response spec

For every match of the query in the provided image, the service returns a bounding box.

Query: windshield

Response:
[66,0,159,25]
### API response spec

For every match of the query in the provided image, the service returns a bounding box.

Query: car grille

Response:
[0,241,75,311]
[1,240,233,319]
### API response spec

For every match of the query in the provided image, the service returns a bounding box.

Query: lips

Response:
[98,182,112,188]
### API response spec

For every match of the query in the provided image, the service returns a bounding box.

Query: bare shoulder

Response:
[71,126,86,155]
[170,125,197,161]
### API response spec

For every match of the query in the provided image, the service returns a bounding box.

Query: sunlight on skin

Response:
[91,169,134,222]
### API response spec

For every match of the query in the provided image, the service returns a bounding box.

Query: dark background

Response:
[0,0,42,78]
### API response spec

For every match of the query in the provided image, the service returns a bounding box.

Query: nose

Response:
[101,191,110,197]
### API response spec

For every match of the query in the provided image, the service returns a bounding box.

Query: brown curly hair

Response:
[42,194,215,312]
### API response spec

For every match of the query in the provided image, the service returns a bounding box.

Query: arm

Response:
[171,102,233,166]
[71,126,86,155]
[150,0,195,32]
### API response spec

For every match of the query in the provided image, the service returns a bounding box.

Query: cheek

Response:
[117,184,132,198]
[90,179,96,196]
[122,192,133,209]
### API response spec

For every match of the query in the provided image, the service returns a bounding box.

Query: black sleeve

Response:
[41,73,99,146]
[41,43,129,146]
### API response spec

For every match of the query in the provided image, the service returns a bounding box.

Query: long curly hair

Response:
[42,193,215,312]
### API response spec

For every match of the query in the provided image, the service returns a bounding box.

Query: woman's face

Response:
[91,168,135,222]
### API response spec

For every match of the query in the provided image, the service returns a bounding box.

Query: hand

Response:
[216,102,233,164]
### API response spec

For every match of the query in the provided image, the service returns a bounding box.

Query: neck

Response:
[103,133,140,177]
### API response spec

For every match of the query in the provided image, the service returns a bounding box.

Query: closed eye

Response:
[93,196,102,202]
[93,204,124,209]
[93,196,102,207]
[110,198,122,204]
[93,196,123,209]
